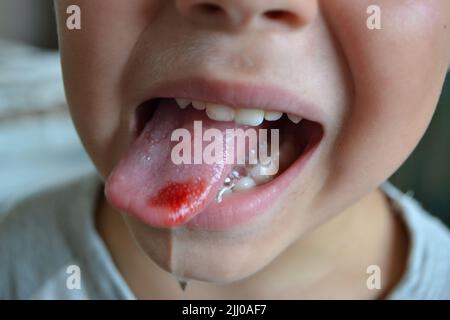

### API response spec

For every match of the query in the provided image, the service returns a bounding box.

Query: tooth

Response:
[287,114,302,124]
[264,111,283,121]
[192,101,206,111]
[206,104,235,122]
[176,99,191,109]
[250,148,280,178]
[233,176,256,192]
[249,165,275,184]
[234,109,265,126]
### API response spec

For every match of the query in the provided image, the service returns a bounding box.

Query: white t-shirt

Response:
[0,173,449,299]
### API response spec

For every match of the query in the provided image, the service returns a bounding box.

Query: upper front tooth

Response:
[235,109,265,126]
[176,99,191,109]
[183,99,299,126]
[192,101,206,110]
[287,114,302,124]
[264,111,283,121]
[206,103,235,122]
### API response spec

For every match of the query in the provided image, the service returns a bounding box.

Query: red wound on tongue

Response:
[105,100,237,229]
[150,178,206,225]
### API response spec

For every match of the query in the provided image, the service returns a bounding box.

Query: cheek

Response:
[56,0,157,174]
[319,0,450,199]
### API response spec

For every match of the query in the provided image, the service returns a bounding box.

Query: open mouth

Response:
[106,81,324,231]
[136,97,322,192]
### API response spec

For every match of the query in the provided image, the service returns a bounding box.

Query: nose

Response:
[175,0,318,32]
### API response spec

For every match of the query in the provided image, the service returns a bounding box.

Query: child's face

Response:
[56,0,449,282]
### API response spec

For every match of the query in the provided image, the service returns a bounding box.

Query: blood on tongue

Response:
[150,178,207,226]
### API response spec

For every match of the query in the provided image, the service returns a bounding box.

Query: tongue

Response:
[105,99,246,228]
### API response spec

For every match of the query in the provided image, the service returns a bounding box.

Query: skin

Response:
[55,0,450,298]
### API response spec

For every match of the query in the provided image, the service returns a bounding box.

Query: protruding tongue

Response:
[105,99,246,228]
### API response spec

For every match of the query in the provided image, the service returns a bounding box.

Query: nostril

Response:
[177,1,311,31]
[192,3,225,16]
[198,3,223,14]
[264,9,301,27]
[185,2,229,26]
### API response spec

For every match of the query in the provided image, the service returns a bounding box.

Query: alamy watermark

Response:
[367,5,382,30]
[66,5,81,30]
[171,121,280,175]
[66,265,82,290]
[366,265,382,290]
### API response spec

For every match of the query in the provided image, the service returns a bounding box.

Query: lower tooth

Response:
[233,176,256,192]
[217,139,298,199]
[249,165,276,184]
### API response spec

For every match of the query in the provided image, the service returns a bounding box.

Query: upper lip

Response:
[134,77,326,124]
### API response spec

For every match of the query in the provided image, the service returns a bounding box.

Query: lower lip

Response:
[185,141,320,231]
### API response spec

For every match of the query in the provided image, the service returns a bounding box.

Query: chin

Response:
[123,202,303,284]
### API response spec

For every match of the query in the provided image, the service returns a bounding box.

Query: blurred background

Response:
[0,0,449,226]
[0,0,94,213]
